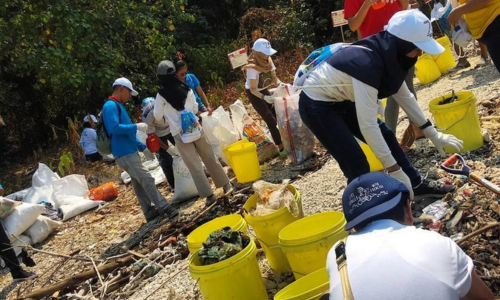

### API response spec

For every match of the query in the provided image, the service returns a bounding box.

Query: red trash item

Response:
[146,134,161,152]
[88,182,118,201]
[371,0,386,10]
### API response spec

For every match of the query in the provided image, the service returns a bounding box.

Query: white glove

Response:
[167,146,178,156]
[136,122,148,132]
[423,127,464,156]
[263,95,277,104]
[388,168,414,200]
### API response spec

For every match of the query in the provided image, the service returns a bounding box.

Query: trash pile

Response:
[198,227,249,265]
[249,180,300,217]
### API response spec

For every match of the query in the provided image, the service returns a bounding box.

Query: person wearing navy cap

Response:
[324,172,494,300]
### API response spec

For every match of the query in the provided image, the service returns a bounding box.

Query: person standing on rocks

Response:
[295,10,463,201]
[325,172,494,300]
[102,77,178,222]
[154,61,233,206]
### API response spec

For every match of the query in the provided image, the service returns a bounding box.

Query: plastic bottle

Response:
[88,182,118,201]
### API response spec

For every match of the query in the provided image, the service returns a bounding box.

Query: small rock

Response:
[264,278,277,290]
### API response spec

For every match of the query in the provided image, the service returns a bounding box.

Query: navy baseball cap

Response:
[343,172,409,230]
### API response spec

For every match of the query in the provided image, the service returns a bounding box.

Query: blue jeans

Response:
[298,92,421,186]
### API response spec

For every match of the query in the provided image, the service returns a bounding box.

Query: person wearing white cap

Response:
[243,38,285,155]
[295,10,463,201]
[80,114,102,162]
[102,77,178,222]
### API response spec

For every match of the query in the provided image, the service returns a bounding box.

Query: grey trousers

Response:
[385,66,417,132]
[116,152,169,219]
[174,131,230,198]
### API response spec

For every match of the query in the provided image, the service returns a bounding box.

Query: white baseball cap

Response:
[252,38,277,56]
[83,115,98,123]
[112,77,138,96]
[385,10,444,55]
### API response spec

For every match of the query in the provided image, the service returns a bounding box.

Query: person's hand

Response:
[387,168,414,200]
[263,95,278,104]
[447,8,463,26]
[167,146,178,156]
[423,127,464,156]
[136,123,148,132]
[137,142,147,152]
[207,106,213,116]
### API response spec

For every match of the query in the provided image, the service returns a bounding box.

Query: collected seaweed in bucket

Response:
[198,227,250,266]
[439,90,458,105]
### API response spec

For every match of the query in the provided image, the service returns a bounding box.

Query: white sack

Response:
[4,188,30,201]
[59,199,101,221]
[1,203,45,241]
[26,215,63,243]
[0,197,22,219]
[11,235,32,256]
[171,156,198,202]
[32,163,60,188]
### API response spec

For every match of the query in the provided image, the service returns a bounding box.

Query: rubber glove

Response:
[167,146,178,157]
[422,126,464,156]
[263,95,278,104]
[136,123,148,132]
[137,142,147,152]
[388,168,414,200]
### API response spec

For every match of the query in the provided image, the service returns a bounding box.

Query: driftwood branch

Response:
[457,222,500,246]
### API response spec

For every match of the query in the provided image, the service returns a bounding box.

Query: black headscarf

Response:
[157,74,190,111]
[327,31,418,99]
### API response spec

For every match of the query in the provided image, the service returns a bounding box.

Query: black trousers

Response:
[0,222,22,275]
[479,15,500,73]
[246,89,282,146]
[158,134,176,189]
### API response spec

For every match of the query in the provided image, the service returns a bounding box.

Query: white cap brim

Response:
[131,89,139,96]
[255,47,277,56]
[414,39,445,55]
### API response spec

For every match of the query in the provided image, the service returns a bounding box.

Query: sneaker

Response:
[160,205,179,220]
[12,270,37,283]
[205,194,217,207]
[223,183,234,196]
[413,179,455,201]
[145,209,160,222]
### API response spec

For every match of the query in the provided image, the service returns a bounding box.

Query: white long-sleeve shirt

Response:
[303,62,427,168]
[153,90,198,137]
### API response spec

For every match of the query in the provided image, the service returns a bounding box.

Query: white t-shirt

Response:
[302,62,428,168]
[79,128,98,155]
[143,109,170,137]
[244,59,276,90]
[326,220,473,300]
[153,90,198,137]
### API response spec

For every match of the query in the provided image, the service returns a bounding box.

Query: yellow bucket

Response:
[243,185,304,273]
[222,138,248,168]
[432,36,456,75]
[279,211,348,280]
[274,267,329,300]
[429,90,483,152]
[189,239,268,300]
[226,141,261,183]
[357,140,384,172]
[187,214,248,254]
[415,53,441,84]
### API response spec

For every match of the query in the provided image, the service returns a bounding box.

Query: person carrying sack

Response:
[153,61,233,206]
[324,172,494,300]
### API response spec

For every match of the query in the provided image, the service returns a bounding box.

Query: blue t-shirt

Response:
[102,100,142,157]
[185,74,205,109]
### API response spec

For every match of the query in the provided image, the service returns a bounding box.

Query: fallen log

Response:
[17,255,135,300]
[457,222,500,246]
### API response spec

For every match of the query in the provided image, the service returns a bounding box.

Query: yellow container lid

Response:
[279,212,346,246]
[227,141,256,155]
[274,267,329,300]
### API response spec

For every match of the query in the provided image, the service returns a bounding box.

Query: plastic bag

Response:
[26,215,63,243]
[4,188,30,201]
[171,156,198,203]
[422,200,449,221]
[200,106,238,165]
[273,84,315,164]
[11,235,32,256]
[250,180,299,217]
[230,100,277,162]
[0,197,22,219]
[431,1,472,48]
[32,163,60,188]
[180,109,202,143]
[59,198,101,221]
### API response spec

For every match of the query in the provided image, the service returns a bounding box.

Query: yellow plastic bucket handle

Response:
[432,102,472,132]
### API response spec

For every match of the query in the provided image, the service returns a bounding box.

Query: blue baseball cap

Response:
[343,172,409,230]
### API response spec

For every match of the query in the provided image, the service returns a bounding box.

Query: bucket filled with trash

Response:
[189,228,267,300]
[243,181,303,273]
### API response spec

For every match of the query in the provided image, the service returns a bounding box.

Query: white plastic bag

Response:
[23,186,56,208]
[26,215,63,243]
[1,203,45,241]
[59,198,101,221]
[32,163,60,188]
[432,1,472,48]
[273,84,315,164]
[230,100,277,162]
[200,106,238,165]
[200,112,228,165]
[51,174,89,210]
[171,156,198,203]
[4,188,30,201]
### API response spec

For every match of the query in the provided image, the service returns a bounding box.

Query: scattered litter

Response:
[422,200,449,222]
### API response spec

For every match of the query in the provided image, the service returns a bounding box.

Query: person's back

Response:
[102,99,137,157]
[327,219,472,299]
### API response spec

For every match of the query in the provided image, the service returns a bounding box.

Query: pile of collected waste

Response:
[198,227,250,266]
[249,180,300,217]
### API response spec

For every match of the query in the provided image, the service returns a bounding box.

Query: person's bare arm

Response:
[462,270,494,300]
[448,0,490,24]
[348,0,375,32]
[249,78,264,99]
[195,86,212,115]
